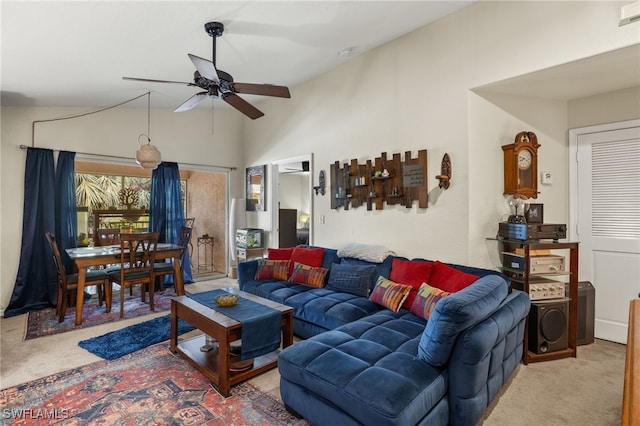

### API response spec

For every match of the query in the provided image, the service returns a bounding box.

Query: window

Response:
[75,169,186,246]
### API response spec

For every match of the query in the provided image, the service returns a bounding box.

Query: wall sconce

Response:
[314,170,326,195]
[135,92,161,170]
[435,153,451,189]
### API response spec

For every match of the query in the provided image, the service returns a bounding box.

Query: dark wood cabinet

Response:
[279,209,298,248]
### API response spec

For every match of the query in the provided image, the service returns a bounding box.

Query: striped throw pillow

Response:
[288,262,328,288]
[369,276,412,313]
[410,283,451,320]
[254,259,290,281]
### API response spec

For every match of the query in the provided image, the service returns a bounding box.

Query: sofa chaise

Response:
[237,245,531,425]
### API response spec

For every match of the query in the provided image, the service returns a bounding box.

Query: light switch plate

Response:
[541,171,553,184]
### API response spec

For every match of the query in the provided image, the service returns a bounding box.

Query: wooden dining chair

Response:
[107,231,160,318]
[153,226,193,292]
[45,232,111,323]
[95,228,120,246]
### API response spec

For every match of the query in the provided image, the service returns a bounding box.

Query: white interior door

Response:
[571,121,640,344]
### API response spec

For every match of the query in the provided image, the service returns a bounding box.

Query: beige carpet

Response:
[1,277,626,425]
[480,338,625,425]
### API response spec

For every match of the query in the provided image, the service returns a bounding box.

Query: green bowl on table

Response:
[215,294,240,307]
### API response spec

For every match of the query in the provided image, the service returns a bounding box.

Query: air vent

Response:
[620,1,640,26]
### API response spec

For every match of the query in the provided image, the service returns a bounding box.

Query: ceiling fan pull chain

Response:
[211,99,215,134]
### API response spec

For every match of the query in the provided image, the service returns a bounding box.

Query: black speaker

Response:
[564,281,596,345]
[577,281,595,345]
[529,300,568,354]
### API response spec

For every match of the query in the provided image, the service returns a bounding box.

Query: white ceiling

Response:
[1,1,474,110]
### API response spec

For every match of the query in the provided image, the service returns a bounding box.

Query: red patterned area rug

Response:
[25,290,177,340]
[0,344,308,425]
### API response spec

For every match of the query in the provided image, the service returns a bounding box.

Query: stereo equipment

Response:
[503,253,565,274]
[529,300,569,354]
[528,278,566,300]
[498,222,567,241]
[574,281,595,345]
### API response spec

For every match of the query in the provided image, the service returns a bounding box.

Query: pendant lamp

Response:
[135,92,161,170]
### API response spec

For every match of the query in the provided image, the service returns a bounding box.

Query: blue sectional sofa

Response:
[237,246,530,426]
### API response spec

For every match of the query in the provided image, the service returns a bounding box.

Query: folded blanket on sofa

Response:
[337,243,395,263]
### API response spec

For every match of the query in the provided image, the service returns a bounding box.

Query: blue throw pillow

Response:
[326,263,376,297]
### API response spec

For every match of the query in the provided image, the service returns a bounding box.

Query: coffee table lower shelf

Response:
[170,293,293,398]
[174,334,280,396]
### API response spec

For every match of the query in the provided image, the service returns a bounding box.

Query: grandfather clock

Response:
[502,131,540,199]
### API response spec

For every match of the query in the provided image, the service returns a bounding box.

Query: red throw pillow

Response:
[289,246,325,275]
[389,258,434,309]
[429,261,479,292]
[268,248,294,260]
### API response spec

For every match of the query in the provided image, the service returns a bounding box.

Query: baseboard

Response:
[595,319,628,344]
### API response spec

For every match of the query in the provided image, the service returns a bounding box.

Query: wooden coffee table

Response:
[169,290,294,397]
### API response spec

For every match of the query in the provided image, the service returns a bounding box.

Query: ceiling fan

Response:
[123,21,290,119]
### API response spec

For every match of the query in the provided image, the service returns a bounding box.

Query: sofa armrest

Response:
[417,274,509,367]
[237,260,259,290]
[447,290,531,426]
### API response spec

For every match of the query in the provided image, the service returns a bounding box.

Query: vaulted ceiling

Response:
[3,1,638,115]
[1,1,473,110]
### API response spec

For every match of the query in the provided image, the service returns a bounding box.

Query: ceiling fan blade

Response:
[231,82,291,98]
[188,54,219,83]
[174,92,209,112]
[122,77,195,86]
[222,93,264,120]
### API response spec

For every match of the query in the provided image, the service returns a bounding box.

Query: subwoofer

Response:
[564,281,596,345]
[529,300,568,354]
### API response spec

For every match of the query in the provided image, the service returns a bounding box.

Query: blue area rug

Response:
[78,314,195,360]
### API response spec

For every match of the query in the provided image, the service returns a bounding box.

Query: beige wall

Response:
[568,87,640,129]
[242,1,638,266]
[186,171,227,274]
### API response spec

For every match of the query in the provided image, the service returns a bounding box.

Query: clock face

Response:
[518,150,532,170]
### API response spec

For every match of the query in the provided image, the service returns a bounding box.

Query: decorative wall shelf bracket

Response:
[330,150,428,211]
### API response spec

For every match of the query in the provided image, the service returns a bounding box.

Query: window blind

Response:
[591,138,640,238]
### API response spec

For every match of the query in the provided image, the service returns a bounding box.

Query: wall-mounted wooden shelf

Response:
[330,150,428,211]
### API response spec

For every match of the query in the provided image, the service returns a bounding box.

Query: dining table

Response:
[66,243,185,325]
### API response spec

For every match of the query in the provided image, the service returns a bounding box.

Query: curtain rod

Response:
[18,145,236,171]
